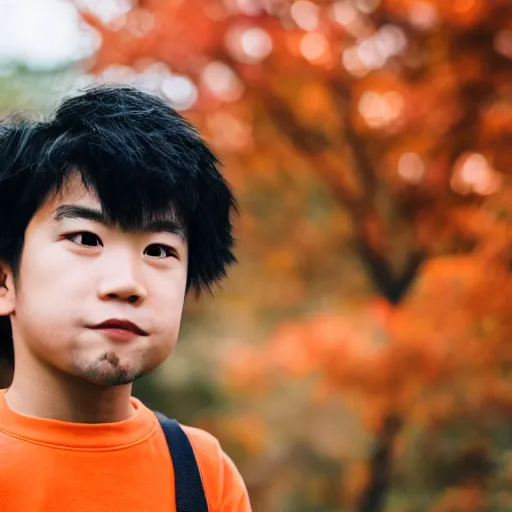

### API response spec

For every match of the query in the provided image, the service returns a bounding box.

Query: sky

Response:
[0,0,102,69]
[0,0,201,110]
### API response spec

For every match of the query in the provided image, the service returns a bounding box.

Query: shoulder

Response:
[181,424,251,511]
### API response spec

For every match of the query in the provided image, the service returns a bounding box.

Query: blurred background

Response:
[0,0,512,510]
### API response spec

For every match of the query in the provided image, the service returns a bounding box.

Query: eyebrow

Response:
[53,205,186,241]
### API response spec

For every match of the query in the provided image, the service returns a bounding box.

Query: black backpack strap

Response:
[154,411,209,512]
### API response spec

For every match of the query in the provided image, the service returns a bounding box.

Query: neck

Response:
[5,359,135,424]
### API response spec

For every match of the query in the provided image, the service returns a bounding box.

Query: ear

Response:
[0,261,15,316]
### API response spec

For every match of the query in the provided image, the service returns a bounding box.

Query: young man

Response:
[0,85,251,511]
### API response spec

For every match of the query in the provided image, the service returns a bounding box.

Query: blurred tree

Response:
[78,0,512,510]
[80,0,511,304]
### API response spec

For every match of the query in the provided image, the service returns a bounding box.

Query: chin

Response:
[79,362,148,387]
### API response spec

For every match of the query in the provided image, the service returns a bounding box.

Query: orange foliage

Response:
[429,485,486,512]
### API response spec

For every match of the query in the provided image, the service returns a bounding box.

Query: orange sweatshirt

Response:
[0,390,251,511]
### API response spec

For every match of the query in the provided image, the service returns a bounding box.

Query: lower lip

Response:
[91,328,141,342]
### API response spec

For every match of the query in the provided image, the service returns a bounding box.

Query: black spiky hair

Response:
[0,84,238,363]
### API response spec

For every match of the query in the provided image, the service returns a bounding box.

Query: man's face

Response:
[6,175,188,386]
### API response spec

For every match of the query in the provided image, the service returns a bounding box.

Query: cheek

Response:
[143,282,186,367]
[19,264,87,312]
[20,235,73,291]
[15,249,89,336]
[151,274,187,331]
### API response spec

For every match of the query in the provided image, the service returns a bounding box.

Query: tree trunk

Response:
[356,415,402,512]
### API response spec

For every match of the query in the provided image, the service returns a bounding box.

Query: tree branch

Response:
[261,85,425,304]
[262,91,362,211]
[328,79,378,200]
[354,227,424,304]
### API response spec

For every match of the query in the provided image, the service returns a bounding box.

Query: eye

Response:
[145,244,177,259]
[66,232,103,247]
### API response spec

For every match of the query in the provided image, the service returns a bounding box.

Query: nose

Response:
[97,251,147,306]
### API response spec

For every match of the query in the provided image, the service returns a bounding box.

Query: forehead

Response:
[52,173,99,209]
[29,173,100,227]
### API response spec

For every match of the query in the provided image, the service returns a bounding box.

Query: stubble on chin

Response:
[76,351,148,386]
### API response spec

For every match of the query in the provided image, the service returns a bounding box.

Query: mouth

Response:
[89,319,148,336]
